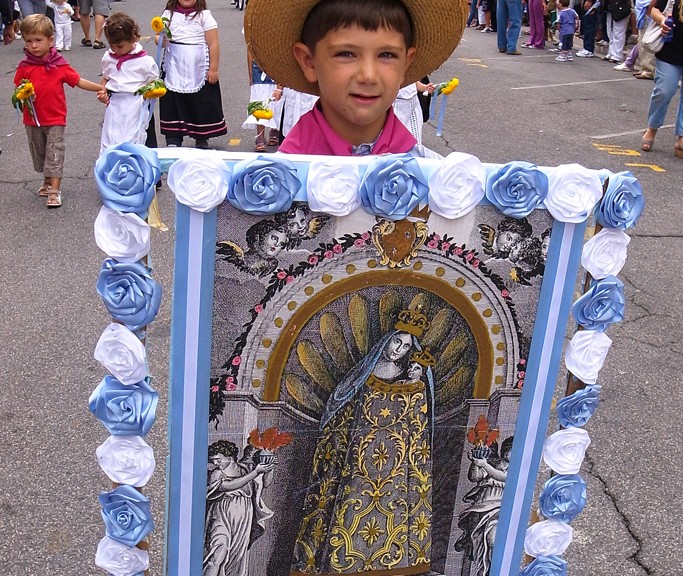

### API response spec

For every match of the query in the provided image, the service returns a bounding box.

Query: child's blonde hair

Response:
[20,14,54,38]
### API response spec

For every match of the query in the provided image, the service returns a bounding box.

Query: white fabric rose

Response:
[95,536,150,576]
[545,164,603,223]
[94,323,148,385]
[564,330,612,384]
[96,435,156,487]
[581,228,630,279]
[307,161,361,216]
[167,155,231,213]
[94,206,150,262]
[427,152,486,219]
[524,519,573,557]
[542,428,591,474]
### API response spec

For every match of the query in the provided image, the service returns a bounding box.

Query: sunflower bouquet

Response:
[151,16,171,39]
[434,77,459,96]
[429,77,460,137]
[242,100,277,129]
[135,79,167,100]
[12,79,40,125]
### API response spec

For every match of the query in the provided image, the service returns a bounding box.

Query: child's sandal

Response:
[38,184,51,197]
[46,190,62,208]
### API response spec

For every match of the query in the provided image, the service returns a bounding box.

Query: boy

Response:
[555,0,579,61]
[244,0,466,157]
[14,14,103,208]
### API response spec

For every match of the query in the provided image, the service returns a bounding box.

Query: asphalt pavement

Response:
[0,1,681,575]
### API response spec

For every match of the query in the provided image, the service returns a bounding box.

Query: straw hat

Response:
[244,0,467,95]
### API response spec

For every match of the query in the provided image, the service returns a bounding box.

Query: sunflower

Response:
[440,78,459,95]
[151,16,164,33]
[252,109,273,120]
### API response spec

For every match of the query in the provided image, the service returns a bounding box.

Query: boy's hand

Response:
[207,69,218,84]
[97,90,109,105]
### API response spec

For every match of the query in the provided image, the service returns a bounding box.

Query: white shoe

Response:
[576,49,594,57]
[613,62,633,71]
[63,46,70,51]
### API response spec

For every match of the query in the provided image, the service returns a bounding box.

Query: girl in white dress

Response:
[99,12,159,152]
[158,0,227,149]
[392,79,435,143]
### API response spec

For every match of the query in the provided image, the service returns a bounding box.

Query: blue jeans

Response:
[497,0,523,52]
[581,11,597,53]
[647,59,683,136]
[467,0,479,26]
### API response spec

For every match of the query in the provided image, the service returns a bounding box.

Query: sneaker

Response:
[613,62,633,71]
[63,46,70,51]
[555,54,568,61]
[566,55,574,61]
[576,49,594,57]
[627,34,638,45]
[482,26,493,32]
[548,47,561,52]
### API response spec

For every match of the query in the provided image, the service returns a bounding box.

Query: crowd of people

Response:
[0,0,681,210]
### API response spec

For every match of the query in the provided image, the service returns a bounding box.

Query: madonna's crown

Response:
[394,308,430,339]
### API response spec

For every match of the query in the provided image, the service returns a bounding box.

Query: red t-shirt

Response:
[13,63,80,126]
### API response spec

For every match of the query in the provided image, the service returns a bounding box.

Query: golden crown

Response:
[394,308,430,339]
[410,348,436,368]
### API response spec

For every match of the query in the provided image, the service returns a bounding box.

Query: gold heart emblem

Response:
[371,218,429,268]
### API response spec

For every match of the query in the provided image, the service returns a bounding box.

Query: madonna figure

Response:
[291,309,436,575]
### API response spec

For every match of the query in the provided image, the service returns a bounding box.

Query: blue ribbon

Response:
[436,94,448,137]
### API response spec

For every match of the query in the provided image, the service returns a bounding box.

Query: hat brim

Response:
[245,0,467,96]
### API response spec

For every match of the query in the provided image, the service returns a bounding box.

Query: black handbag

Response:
[610,0,631,21]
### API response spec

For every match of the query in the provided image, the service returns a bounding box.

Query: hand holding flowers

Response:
[12,79,40,125]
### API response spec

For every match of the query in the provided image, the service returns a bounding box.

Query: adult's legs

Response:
[80,13,91,42]
[527,0,545,47]
[582,12,597,53]
[606,14,628,61]
[17,0,46,16]
[505,0,523,52]
[636,29,655,77]
[467,0,478,26]
[93,12,104,43]
[646,60,683,139]
[496,0,509,50]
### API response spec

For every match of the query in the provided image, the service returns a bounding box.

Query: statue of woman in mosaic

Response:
[291,308,437,576]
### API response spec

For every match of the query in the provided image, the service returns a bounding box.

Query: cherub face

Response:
[495,230,521,256]
[259,229,288,257]
[287,208,307,238]
[382,332,412,362]
[407,362,423,380]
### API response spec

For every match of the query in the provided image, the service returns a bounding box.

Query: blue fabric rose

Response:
[228,156,300,215]
[96,259,162,332]
[572,275,625,331]
[556,384,601,428]
[539,473,587,523]
[519,555,568,576]
[597,171,644,230]
[95,143,161,217]
[88,375,158,436]
[485,161,548,218]
[359,155,428,220]
[98,484,154,547]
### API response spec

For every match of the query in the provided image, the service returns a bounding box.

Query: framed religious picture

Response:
[87,145,642,576]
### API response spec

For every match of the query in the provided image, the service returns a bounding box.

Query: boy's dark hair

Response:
[103,12,140,45]
[165,0,207,11]
[558,0,570,8]
[301,0,414,52]
[20,14,53,37]
[208,440,239,461]
[497,216,532,237]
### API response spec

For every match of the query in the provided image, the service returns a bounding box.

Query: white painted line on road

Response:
[591,124,674,139]
[512,77,637,90]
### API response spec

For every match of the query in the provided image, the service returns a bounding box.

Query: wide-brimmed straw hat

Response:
[244,0,467,95]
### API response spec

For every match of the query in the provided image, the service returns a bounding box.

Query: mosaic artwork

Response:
[205,201,553,576]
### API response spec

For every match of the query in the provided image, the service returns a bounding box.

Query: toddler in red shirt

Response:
[14,14,103,208]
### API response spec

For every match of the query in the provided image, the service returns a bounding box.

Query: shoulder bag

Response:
[642,0,675,53]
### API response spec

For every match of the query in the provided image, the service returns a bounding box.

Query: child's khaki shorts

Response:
[25,125,66,178]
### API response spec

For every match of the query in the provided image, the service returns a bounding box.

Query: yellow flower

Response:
[252,109,273,120]
[440,77,459,95]
[151,16,164,33]
[143,87,167,99]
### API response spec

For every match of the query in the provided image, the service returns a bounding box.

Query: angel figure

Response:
[274,202,330,249]
[216,219,288,279]
[478,217,533,260]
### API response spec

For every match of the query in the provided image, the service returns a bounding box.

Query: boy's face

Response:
[293,25,416,146]
[23,32,53,58]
